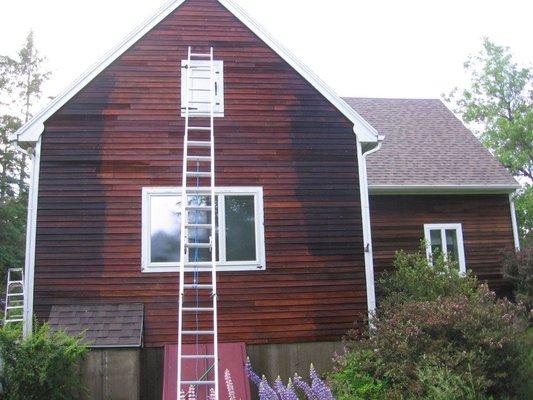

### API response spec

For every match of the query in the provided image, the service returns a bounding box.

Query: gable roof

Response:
[344,97,519,192]
[14,0,378,143]
[48,303,143,348]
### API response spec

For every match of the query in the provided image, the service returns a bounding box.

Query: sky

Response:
[1,0,532,109]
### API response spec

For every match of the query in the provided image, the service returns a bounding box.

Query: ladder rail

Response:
[4,268,25,325]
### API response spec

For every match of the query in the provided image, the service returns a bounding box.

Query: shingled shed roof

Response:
[48,303,143,348]
[344,97,518,191]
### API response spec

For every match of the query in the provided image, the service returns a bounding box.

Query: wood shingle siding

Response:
[34,0,367,347]
[370,194,515,294]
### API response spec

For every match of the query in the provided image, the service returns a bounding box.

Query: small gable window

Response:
[423,223,466,274]
[142,187,265,272]
[181,59,224,117]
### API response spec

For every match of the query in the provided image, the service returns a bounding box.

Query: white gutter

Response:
[21,138,41,338]
[509,193,521,251]
[369,184,519,194]
[356,136,384,317]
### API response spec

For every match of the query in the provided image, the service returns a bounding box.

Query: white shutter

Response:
[181,60,224,117]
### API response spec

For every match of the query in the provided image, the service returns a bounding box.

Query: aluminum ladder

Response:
[177,46,219,400]
[4,268,25,325]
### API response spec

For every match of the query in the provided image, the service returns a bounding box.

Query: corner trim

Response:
[509,193,521,251]
[356,139,383,317]
[23,138,41,338]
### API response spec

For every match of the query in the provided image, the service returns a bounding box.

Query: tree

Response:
[0,31,50,196]
[0,32,50,284]
[446,38,532,244]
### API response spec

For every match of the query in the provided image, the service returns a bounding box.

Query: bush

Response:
[330,247,530,400]
[503,246,533,313]
[0,323,88,400]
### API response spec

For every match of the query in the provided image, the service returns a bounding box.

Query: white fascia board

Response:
[15,0,378,144]
[369,184,520,195]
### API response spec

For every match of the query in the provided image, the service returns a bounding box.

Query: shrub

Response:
[0,323,88,400]
[331,248,530,400]
[503,246,533,313]
[378,246,478,304]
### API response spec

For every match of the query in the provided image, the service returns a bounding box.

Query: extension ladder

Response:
[4,268,25,325]
[177,46,219,400]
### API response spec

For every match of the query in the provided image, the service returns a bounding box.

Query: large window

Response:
[423,223,466,273]
[142,187,265,272]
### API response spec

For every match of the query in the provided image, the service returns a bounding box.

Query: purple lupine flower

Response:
[309,364,335,400]
[293,373,315,399]
[259,376,279,400]
[245,357,262,387]
[273,376,299,400]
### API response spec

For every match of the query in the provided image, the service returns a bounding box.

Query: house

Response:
[12,0,520,399]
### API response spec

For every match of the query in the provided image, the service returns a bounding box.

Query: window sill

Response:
[141,264,266,273]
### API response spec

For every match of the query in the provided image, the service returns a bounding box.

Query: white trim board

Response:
[369,184,519,195]
[13,0,378,144]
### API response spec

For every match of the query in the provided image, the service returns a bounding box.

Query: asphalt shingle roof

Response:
[344,97,518,188]
[48,303,143,348]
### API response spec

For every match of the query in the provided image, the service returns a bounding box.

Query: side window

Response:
[181,59,224,117]
[424,223,466,274]
[142,187,265,272]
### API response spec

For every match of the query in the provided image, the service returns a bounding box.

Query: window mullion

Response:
[441,228,448,261]
[218,194,227,263]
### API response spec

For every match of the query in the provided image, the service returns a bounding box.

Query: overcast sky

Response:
[1,0,532,109]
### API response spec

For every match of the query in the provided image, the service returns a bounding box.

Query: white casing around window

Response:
[181,60,224,117]
[423,223,466,274]
[141,186,265,272]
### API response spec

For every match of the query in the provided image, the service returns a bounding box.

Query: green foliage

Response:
[331,249,530,400]
[445,38,532,244]
[503,246,533,313]
[0,323,88,400]
[0,196,26,285]
[329,350,388,400]
[378,246,478,304]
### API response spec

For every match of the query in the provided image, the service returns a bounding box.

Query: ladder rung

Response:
[187,156,211,163]
[187,141,211,148]
[4,319,24,323]
[185,242,211,249]
[185,224,212,230]
[185,205,212,211]
[8,281,23,285]
[183,284,213,289]
[181,354,216,359]
[182,330,214,335]
[186,172,211,178]
[181,381,216,385]
[7,293,24,297]
[190,53,212,58]
[182,307,214,312]
[188,126,211,131]
[6,306,23,310]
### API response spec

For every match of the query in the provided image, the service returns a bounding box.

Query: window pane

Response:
[429,229,442,258]
[150,195,181,263]
[445,229,459,263]
[225,195,256,261]
[188,197,219,263]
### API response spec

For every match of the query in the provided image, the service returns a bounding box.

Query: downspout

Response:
[356,135,384,318]
[509,192,520,251]
[14,138,42,338]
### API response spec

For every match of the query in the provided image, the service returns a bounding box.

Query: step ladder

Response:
[177,46,219,400]
[4,268,25,325]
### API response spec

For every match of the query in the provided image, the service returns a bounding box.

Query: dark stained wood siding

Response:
[370,194,515,293]
[34,0,367,347]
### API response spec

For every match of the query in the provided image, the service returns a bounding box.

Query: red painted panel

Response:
[163,343,251,400]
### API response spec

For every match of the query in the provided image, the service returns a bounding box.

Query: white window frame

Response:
[180,59,224,117]
[142,187,265,273]
[423,223,466,274]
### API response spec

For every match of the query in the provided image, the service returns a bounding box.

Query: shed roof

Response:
[344,97,518,192]
[48,303,143,348]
